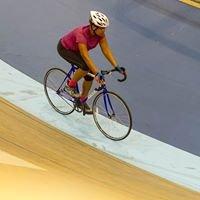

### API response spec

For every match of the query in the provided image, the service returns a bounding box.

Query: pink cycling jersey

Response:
[61,25,103,52]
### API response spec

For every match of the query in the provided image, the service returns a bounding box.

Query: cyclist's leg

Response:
[57,40,88,82]
[81,75,94,98]
[78,75,94,114]
[72,68,87,82]
[57,40,93,113]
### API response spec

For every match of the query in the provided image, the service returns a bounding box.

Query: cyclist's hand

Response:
[95,72,105,84]
[115,65,126,74]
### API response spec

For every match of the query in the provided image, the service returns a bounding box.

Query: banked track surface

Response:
[0,97,199,200]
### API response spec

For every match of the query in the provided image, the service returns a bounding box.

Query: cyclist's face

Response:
[95,27,106,37]
[91,24,106,37]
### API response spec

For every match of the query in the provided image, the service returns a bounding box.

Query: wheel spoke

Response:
[93,92,132,140]
[44,68,75,115]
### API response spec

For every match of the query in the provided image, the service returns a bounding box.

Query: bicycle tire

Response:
[92,91,132,141]
[44,67,75,115]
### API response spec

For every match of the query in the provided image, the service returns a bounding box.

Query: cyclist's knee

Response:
[84,75,94,81]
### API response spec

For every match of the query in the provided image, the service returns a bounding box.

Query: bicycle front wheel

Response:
[44,67,75,115]
[92,91,132,141]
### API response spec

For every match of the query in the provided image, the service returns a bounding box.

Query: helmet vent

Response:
[90,10,109,28]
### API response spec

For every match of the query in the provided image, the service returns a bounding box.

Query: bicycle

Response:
[44,64,132,141]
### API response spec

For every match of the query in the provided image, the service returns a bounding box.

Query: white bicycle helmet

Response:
[89,10,109,28]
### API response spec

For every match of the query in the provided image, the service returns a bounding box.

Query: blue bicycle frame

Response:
[58,64,116,117]
[101,87,115,118]
[57,64,79,95]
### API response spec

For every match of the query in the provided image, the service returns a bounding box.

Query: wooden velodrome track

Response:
[0,97,199,200]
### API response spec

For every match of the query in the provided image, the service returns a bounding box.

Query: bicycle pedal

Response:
[75,107,82,112]
[74,101,83,113]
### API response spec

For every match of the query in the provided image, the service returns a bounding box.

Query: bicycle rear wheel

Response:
[92,91,132,141]
[44,67,75,115]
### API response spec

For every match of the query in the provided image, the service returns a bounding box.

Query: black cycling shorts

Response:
[57,40,94,81]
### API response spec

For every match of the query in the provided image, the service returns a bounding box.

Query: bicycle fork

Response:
[103,91,115,119]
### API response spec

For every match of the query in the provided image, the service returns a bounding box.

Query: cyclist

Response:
[57,10,125,114]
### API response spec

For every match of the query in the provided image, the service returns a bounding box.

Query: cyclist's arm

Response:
[78,43,99,75]
[99,36,118,68]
